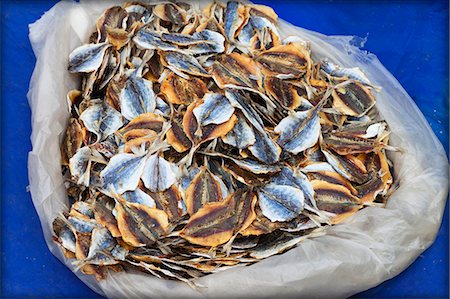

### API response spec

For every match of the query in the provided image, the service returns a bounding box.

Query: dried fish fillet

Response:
[69,43,110,73]
[120,76,156,121]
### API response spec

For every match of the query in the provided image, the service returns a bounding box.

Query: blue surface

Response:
[1,0,448,298]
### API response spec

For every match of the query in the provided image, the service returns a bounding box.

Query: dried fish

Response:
[258,184,304,222]
[255,43,311,77]
[161,51,209,78]
[120,76,156,121]
[193,93,235,135]
[160,71,207,105]
[185,166,224,215]
[80,101,123,142]
[57,0,397,285]
[69,43,110,73]
[221,111,256,149]
[332,81,376,117]
[100,153,147,194]
[141,153,177,192]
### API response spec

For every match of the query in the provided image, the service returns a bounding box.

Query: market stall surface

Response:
[1,1,448,298]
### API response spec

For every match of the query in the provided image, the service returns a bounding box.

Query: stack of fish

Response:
[54,0,396,285]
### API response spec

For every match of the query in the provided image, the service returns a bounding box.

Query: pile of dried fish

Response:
[54,1,396,285]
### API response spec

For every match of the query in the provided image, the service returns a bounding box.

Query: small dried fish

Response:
[161,51,209,78]
[185,166,224,215]
[80,101,123,141]
[69,43,110,73]
[120,76,156,121]
[221,111,256,149]
[100,153,147,194]
[258,184,305,222]
[193,93,235,135]
[332,81,376,117]
[160,71,208,105]
[141,153,177,192]
[274,104,321,155]
[255,43,311,78]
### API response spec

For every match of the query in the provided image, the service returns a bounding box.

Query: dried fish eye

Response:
[56,0,396,285]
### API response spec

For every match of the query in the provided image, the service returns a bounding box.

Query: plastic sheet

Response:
[27,1,448,298]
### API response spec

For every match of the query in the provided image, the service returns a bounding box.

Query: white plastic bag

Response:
[28,1,448,298]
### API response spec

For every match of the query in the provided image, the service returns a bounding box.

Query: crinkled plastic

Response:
[27,1,448,298]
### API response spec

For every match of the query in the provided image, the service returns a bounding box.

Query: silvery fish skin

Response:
[321,60,372,86]
[162,51,209,77]
[248,128,281,165]
[68,43,110,73]
[193,93,235,128]
[275,107,321,154]
[69,146,93,186]
[141,154,177,192]
[133,29,179,51]
[225,89,265,133]
[80,102,123,141]
[190,30,226,54]
[120,76,156,121]
[100,153,147,194]
[224,1,246,42]
[68,216,99,233]
[222,111,256,149]
[258,184,305,222]
[122,188,156,207]
[270,167,315,208]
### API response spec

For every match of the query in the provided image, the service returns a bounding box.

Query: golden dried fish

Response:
[61,118,85,165]
[153,3,188,26]
[119,112,165,134]
[115,199,169,247]
[301,162,358,196]
[93,196,121,238]
[211,53,262,91]
[332,81,376,116]
[265,77,302,110]
[180,189,256,247]
[160,71,207,105]
[311,180,362,224]
[167,110,192,153]
[96,6,128,43]
[185,166,224,215]
[147,184,183,223]
[255,43,311,78]
[322,149,368,184]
